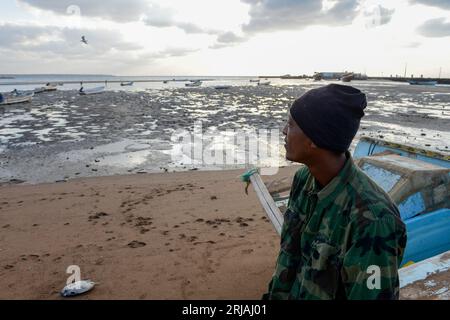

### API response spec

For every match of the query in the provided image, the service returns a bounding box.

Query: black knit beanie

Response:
[290,84,367,153]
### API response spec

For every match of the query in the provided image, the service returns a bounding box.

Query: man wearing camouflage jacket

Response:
[264,84,407,300]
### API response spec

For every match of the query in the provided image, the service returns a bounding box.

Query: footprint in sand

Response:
[127,240,146,248]
[88,212,109,221]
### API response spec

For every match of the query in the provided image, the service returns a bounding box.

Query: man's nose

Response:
[282,125,287,135]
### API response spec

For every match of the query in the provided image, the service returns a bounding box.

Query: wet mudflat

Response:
[0,80,449,184]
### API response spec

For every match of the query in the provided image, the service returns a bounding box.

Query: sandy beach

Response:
[0,166,300,299]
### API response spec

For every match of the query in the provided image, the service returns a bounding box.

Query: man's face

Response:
[282,113,312,163]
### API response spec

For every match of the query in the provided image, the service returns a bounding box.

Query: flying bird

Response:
[81,36,88,45]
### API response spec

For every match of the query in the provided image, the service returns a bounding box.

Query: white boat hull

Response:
[0,93,33,105]
[79,86,105,95]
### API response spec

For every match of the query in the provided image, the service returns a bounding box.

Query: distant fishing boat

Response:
[341,73,354,82]
[0,90,33,105]
[185,80,202,87]
[45,83,58,90]
[313,73,322,81]
[249,79,260,83]
[120,81,134,86]
[79,86,105,95]
[34,87,46,94]
[257,81,271,86]
[34,83,57,93]
[214,85,232,90]
[408,80,437,86]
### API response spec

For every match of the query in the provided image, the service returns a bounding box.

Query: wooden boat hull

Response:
[399,250,450,299]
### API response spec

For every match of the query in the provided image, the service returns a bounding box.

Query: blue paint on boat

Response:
[398,192,426,220]
[354,139,450,169]
[354,137,450,266]
[402,208,450,266]
[360,163,401,193]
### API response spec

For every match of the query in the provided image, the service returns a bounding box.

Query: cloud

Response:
[0,23,203,74]
[409,0,450,10]
[142,47,200,59]
[209,31,248,49]
[417,17,450,37]
[143,4,219,35]
[0,23,142,59]
[403,41,422,48]
[18,0,149,22]
[0,22,201,74]
[241,0,362,34]
[363,5,395,28]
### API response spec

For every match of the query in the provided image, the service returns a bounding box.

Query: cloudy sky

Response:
[1,0,449,76]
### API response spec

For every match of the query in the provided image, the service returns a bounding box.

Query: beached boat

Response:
[313,73,322,81]
[185,80,202,87]
[399,249,450,299]
[0,90,34,105]
[79,86,105,95]
[120,81,134,86]
[408,80,438,86]
[341,73,354,82]
[214,85,232,90]
[242,137,450,271]
[34,87,46,94]
[34,84,57,93]
[44,83,58,91]
[257,81,271,86]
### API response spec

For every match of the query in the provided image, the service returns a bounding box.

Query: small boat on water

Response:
[120,81,134,86]
[0,90,34,105]
[185,80,202,87]
[249,79,260,83]
[214,85,232,90]
[257,81,271,86]
[408,80,438,86]
[79,86,105,95]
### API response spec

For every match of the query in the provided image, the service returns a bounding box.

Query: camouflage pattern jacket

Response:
[264,152,407,300]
